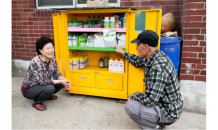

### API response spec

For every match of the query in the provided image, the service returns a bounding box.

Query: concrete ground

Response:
[12,77,206,130]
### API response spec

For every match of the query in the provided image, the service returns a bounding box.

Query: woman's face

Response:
[39,42,54,60]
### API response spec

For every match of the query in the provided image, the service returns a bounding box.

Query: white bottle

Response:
[70,59,73,69]
[68,34,72,46]
[109,58,114,72]
[72,58,77,69]
[76,57,79,69]
[72,34,77,46]
[109,17,115,28]
[104,17,110,28]
[118,59,124,73]
[113,59,119,72]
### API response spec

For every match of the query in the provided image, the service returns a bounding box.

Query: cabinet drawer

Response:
[97,75,123,91]
[71,73,95,88]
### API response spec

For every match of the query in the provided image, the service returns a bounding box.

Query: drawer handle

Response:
[80,76,86,79]
[107,79,113,82]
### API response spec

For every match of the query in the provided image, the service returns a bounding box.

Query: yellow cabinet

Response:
[70,73,96,88]
[52,8,162,99]
[97,75,123,91]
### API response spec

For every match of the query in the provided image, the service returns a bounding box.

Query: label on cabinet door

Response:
[80,76,86,79]
[107,79,113,82]
[97,75,123,90]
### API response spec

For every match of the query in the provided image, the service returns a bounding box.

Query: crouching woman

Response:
[21,37,72,111]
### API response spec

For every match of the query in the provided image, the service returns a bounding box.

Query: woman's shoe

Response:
[47,95,58,100]
[32,103,46,110]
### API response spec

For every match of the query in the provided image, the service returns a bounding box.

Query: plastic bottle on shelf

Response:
[81,21,84,28]
[113,59,119,72]
[104,17,109,28]
[76,57,79,69]
[97,16,101,22]
[104,55,108,68]
[88,16,91,23]
[70,58,73,69]
[79,57,85,69]
[74,21,77,28]
[119,21,121,28]
[84,22,88,28]
[118,59,124,73]
[109,17,115,28]
[68,21,72,28]
[108,58,114,72]
[120,14,124,28]
[88,21,92,28]
[99,57,104,68]
[97,21,101,28]
[75,33,79,40]
[83,56,87,67]
[91,21,95,28]
[84,56,87,68]
[92,16,96,23]
[77,21,80,28]
[72,58,76,69]
[68,34,72,46]
[71,21,74,28]
[72,34,77,46]
[115,22,119,28]
[123,13,126,28]
[100,16,105,28]
[95,21,98,28]
[78,21,81,28]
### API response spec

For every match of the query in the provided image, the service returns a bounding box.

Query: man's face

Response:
[136,43,148,58]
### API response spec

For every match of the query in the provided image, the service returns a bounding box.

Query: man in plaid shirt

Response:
[115,30,183,130]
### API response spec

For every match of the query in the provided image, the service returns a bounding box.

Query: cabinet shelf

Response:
[69,46,126,51]
[68,28,126,32]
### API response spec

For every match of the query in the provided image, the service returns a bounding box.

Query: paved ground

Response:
[12,77,206,129]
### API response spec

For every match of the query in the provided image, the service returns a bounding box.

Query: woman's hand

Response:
[61,79,72,90]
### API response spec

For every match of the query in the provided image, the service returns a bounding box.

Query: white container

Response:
[109,17,115,28]
[79,57,84,69]
[108,58,114,72]
[68,34,72,46]
[104,17,109,28]
[113,59,119,72]
[115,22,119,28]
[118,59,124,73]
[70,59,73,69]
[72,34,77,46]
[72,58,77,69]
[76,58,79,69]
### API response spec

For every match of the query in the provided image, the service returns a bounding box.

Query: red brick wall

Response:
[179,0,206,81]
[121,0,183,35]
[12,0,206,81]
[12,0,59,60]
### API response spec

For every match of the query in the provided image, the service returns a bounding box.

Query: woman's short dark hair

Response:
[35,37,54,55]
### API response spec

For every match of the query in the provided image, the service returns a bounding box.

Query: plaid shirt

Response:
[21,55,63,93]
[123,49,183,122]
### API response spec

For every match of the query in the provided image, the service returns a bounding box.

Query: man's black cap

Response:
[131,30,159,47]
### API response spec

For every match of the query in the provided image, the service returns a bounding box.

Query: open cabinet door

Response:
[52,13,66,77]
[127,9,162,96]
